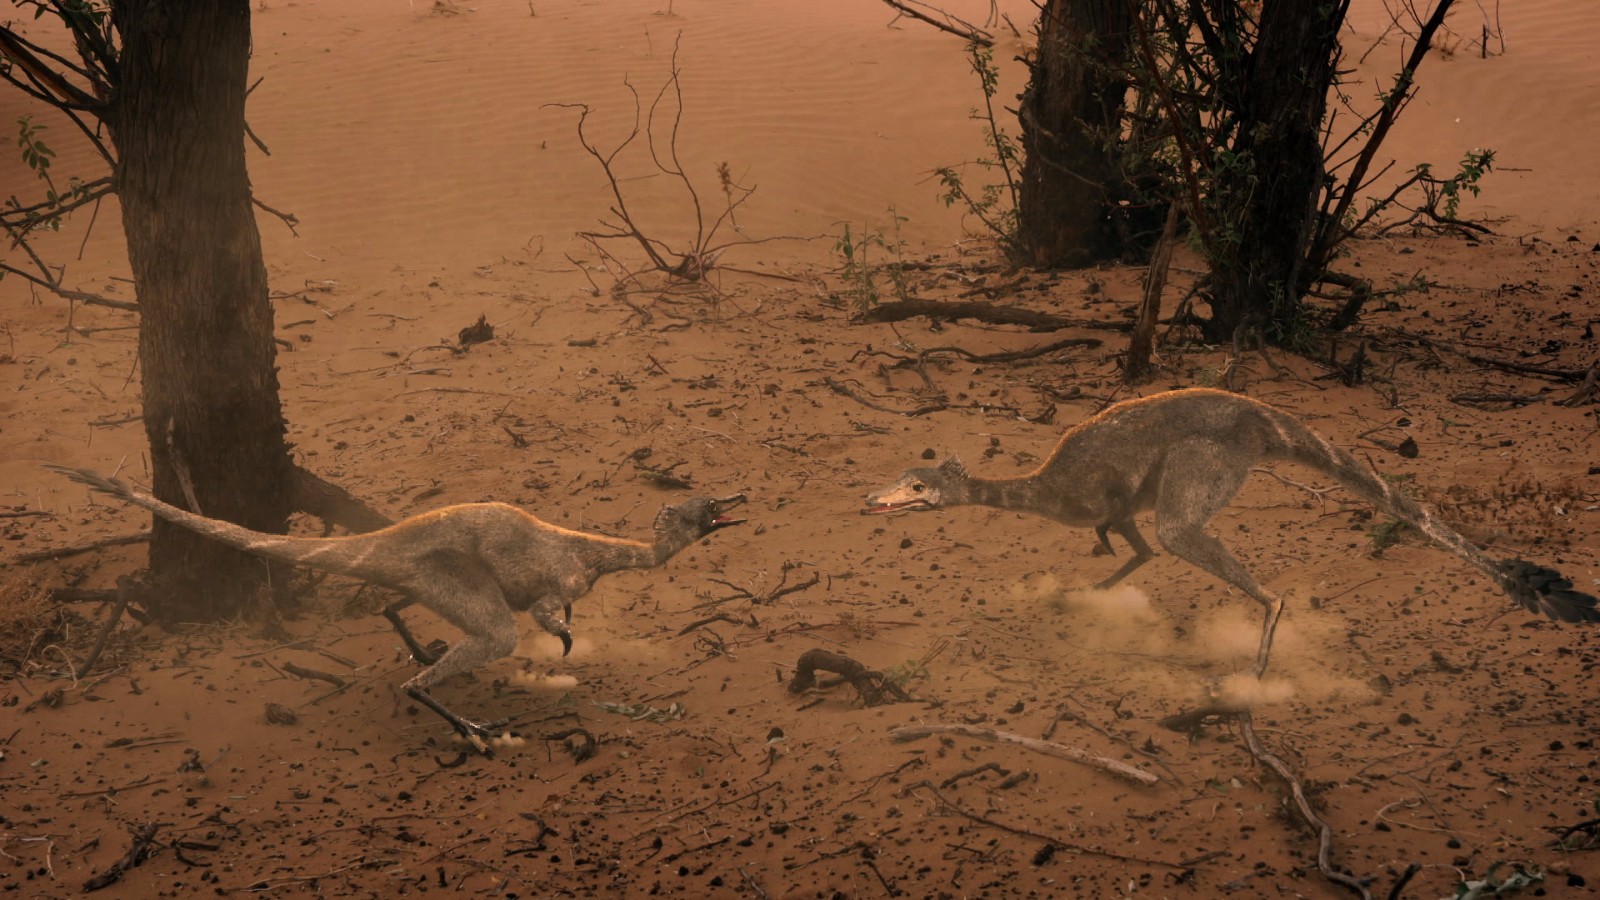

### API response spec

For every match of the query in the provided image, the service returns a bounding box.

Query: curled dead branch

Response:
[1236,712,1376,898]
[787,649,911,706]
[82,822,160,892]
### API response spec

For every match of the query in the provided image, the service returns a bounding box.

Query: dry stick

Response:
[82,822,160,893]
[739,867,768,900]
[59,776,169,800]
[1557,361,1600,407]
[876,0,994,46]
[1457,350,1592,382]
[855,337,1104,371]
[762,569,821,604]
[12,532,150,564]
[940,761,1009,789]
[857,298,1128,332]
[1310,0,1457,267]
[1236,712,1373,899]
[1448,392,1544,408]
[889,723,1158,786]
[822,376,948,417]
[281,661,346,688]
[77,578,134,676]
[1049,704,1183,784]
[1232,597,1378,898]
[902,781,1183,869]
[677,612,750,636]
[1126,205,1179,382]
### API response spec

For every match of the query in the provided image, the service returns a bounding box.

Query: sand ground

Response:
[2,1,1599,897]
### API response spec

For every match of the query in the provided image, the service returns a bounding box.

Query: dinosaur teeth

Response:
[862,501,926,515]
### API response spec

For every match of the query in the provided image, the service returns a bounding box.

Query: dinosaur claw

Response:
[560,631,573,657]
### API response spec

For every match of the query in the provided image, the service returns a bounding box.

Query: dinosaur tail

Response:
[45,464,391,582]
[1256,410,1600,625]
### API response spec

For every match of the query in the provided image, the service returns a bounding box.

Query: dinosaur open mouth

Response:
[862,499,931,515]
[711,493,749,527]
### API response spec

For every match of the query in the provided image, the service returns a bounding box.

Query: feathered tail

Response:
[1253,410,1600,625]
[45,464,387,580]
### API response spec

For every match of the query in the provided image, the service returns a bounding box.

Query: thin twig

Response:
[889,723,1158,785]
[902,781,1184,868]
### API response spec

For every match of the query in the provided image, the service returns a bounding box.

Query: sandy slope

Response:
[3,1,1600,897]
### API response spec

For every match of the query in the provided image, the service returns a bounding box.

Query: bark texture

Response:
[1016,0,1135,268]
[111,0,293,622]
[1203,0,1349,343]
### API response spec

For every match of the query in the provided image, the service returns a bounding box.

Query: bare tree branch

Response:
[876,0,994,47]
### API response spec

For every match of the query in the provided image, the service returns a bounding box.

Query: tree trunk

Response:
[110,0,293,623]
[1203,0,1349,344]
[1016,0,1135,268]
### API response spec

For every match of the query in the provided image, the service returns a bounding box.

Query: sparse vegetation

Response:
[932,42,1021,258]
[1367,516,1408,553]
[832,208,910,311]
[550,36,796,300]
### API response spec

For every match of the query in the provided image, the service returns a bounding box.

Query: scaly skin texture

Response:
[48,464,745,751]
[865,389,1598,675]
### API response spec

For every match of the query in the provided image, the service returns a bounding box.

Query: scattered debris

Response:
[457,314,495,350]
[82,822,160,892]
[787,649,912,706]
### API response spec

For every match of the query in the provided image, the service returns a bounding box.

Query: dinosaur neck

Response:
[651,529,703,567]
[589,529,704,575]
[591,539,659,575]
[950,474,1041,514]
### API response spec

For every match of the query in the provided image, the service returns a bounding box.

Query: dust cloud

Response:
[1012,574,1378,709]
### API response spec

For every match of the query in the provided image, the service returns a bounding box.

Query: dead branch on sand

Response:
[787,649,911,706]
[857,297,1129,332]
[702,561,822,608]
[12,531,151,564]
[853,336,1102,368]
[81,822,159,892]
[876,0,994,47]
[890,723,1159,786]
[547,35,805,297]
[822,375,1020,418]
[1558,361,1599,407]
[900,781,1183,868]
[1236,713,1377,898]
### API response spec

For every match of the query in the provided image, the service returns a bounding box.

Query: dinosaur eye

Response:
[912,482,926,493]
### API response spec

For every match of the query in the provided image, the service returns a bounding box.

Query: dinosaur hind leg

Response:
[1153,446,1283,678]
[1093,518,1157,590]
[403,595,519,753]
[402,562,522,753]
[382,598,443,666]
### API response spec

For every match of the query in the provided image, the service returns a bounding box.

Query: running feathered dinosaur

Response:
[47,464,746,750]
[863,388,1598,675]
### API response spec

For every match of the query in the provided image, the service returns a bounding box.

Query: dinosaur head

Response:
[863,457,967,514]
[654,493,749,539]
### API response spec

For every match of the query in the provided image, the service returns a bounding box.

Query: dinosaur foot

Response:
[457,722,502,756]
[452,716,530,756]
[412,639,449,666]
[405,687,511,756]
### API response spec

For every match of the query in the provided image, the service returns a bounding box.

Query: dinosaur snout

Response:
[710,493,748,527]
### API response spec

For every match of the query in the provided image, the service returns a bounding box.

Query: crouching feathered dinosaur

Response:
[47,465,746,751]
[864,388,1598,676]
